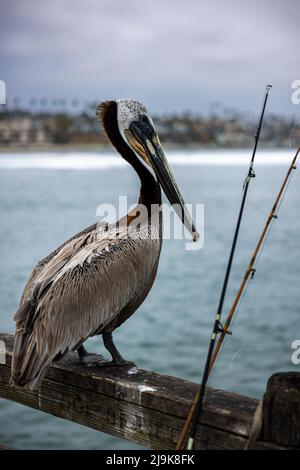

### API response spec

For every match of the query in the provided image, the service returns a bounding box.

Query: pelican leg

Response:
[77,344,104,363]
[102,331,134,366]
[77,344,88,362]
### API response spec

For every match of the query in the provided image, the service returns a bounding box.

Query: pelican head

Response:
[98,98,199,242]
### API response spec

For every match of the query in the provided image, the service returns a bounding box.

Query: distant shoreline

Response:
[0,142,289,153]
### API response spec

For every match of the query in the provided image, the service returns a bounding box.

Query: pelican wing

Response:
[11,223,160,390]
[20,222,98,304]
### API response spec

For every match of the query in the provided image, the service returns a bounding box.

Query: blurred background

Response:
[0,0,299,450]
[0,0,299,148]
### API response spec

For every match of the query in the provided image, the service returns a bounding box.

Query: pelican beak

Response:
[129,119,199,242]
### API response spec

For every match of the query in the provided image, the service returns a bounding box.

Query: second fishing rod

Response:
[177,84,272,450]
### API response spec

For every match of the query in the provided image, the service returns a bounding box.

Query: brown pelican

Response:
[10,99,199,390]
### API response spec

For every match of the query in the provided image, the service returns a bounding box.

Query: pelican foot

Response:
[102,331,134,367]
[81,353,106,364]
[95,359,136,368]
[77,345,104,364]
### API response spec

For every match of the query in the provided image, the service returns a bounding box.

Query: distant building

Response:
[0,109,296,148]
[0,115,52,146]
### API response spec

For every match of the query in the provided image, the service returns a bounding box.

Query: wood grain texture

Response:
[262,372,300,447]
[0,332,289,450]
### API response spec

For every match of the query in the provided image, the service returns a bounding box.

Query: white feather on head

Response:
[116,98,157,180]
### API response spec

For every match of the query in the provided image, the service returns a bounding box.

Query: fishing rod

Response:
[176,84,272,450]
[178,144,299,450]
[209,145,300,375]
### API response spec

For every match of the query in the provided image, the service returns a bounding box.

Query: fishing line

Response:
[209,231,271,380]
[204,165,297,385]
[202,172,246,198]
[252,218,274,272]
[210,147,299,360]
[208,273,251,380]
[210,163,291,379]
[229,343,246,372]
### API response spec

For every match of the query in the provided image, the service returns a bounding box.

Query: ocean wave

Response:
[0,150,295,169]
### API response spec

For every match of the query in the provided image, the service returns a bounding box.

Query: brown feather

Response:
[96,100,115,128]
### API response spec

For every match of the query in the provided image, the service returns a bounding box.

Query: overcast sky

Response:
[0,0,299,116]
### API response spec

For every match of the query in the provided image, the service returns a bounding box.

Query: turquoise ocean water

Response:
[0,149,299,449]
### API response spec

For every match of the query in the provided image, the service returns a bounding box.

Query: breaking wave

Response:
[0,149,295,170]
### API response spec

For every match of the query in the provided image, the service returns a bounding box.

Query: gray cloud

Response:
[0,0,299,115]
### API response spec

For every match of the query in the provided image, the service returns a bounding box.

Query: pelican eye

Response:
[139,115,155,139]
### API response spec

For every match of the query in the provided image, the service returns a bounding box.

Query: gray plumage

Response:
[11,219,161,390]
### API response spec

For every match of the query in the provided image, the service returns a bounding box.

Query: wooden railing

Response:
[0,332,299,449]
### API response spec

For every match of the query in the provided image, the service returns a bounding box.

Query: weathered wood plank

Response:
[0,332,287,449]
[262,372,300,447]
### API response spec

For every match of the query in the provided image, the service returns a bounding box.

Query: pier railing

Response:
[0,332,299,449]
